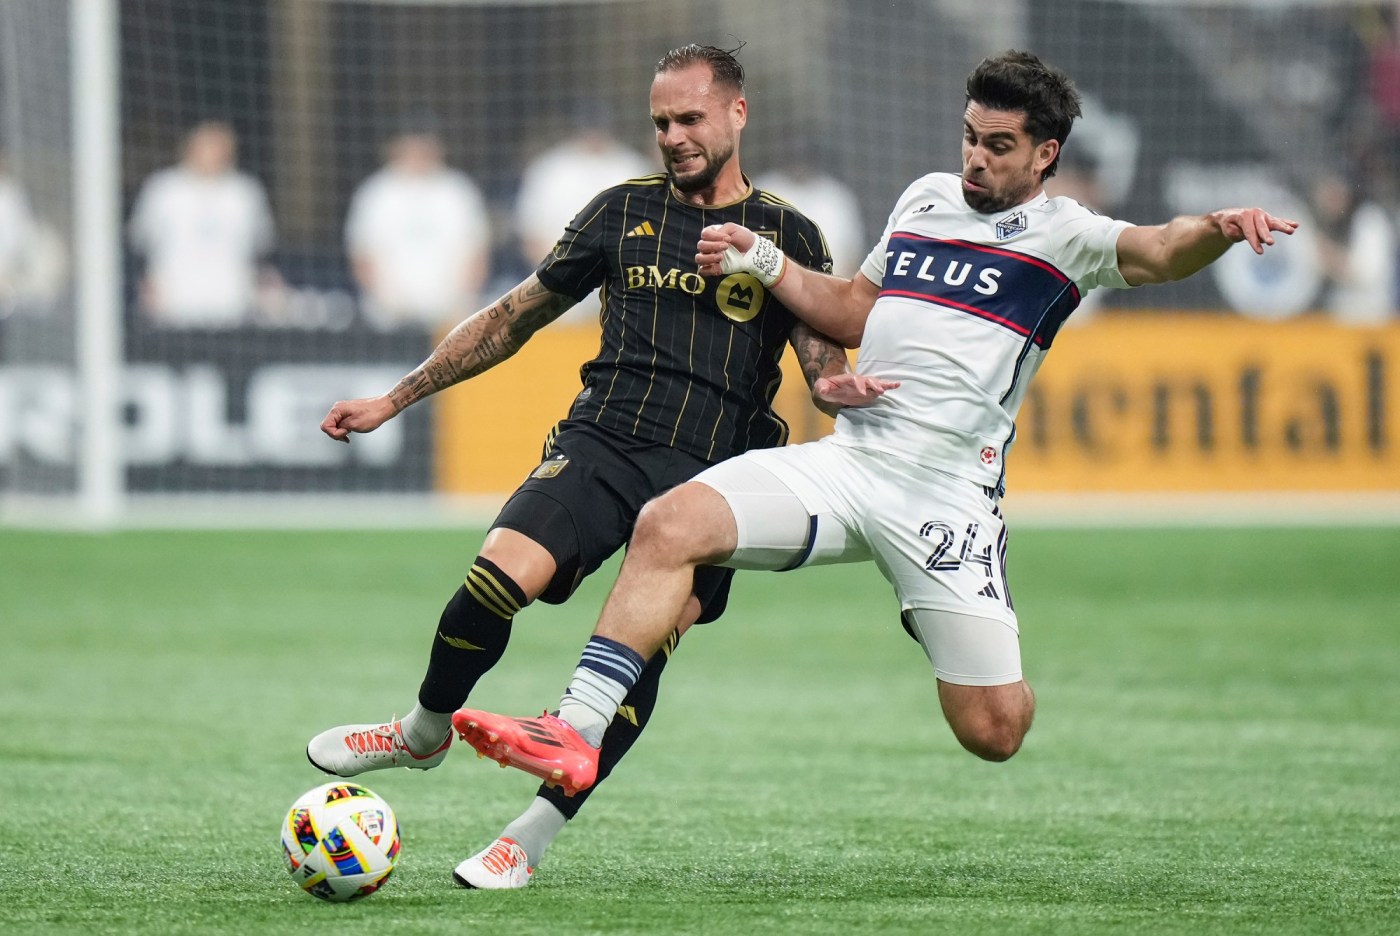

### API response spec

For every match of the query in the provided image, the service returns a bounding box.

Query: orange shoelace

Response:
[344,724,402,755]
[479,838,526,875]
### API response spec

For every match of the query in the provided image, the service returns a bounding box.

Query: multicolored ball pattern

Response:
[280,782,400,902]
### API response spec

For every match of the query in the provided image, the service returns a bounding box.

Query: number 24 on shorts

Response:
[919,521,994,574]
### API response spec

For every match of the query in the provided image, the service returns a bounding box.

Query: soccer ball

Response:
[280,782,400,902]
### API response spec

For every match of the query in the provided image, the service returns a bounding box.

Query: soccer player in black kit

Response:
[305,44,890,888]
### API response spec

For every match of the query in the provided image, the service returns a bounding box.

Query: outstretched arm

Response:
[321,274,577,442]
[698,223,878,348]
[1115,208,1299,286]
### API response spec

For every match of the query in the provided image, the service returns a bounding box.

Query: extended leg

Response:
[452,481,743,793]
[536,620,687,818]
[306,526,554,777]
[416,529,557,711]
[453,446,840,875]
[457,614,694,889]
[551,482,740,743]
[455,452,831,791]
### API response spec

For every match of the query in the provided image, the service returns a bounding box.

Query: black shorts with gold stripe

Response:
[491,419,735,623]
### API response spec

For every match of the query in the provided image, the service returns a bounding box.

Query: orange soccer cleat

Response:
[451,709,598,796]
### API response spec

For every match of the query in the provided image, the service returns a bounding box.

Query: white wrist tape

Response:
[720,235,788,287]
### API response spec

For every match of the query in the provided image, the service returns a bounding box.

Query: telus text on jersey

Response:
[884,250,1004,296]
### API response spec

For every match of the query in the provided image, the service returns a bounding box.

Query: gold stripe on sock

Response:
[465,570,515,619]
[471,565,522,616]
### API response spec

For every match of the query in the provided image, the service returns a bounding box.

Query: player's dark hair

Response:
[655,43,746,96]
[965,50,1081,180]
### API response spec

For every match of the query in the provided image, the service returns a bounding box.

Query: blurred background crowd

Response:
[2,0,1398,334]
[2,0,1399,505]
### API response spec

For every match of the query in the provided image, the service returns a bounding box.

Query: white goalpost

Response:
[72,0,123,529]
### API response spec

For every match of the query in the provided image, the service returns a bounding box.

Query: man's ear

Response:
[732,95,748,131]
[1035,138,1060,177]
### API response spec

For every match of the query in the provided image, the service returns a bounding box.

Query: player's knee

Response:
[946,687,1034,762]
[954,719,1027,762]
[631,497,694,564]
[479,522,566,604]
[633,486,726,566]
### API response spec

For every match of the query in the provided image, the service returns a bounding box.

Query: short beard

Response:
[671,143,733,194]
[961,176,1036,214]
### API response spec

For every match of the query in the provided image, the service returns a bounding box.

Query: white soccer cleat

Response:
[452,836,534,890]
[306,719,451,777]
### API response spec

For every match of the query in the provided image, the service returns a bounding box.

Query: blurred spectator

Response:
[515,115,651,267]
[1044,94,1140,322]
[1165,164,1319,320]
[1309,170,1397,324]
[345,114,491,334]
[0,152,66,317]
[0,154,38,308]
[1045,150,1111,322]
[513,113,649,322]
[128,120,278,328]
[1366,5,1400,198]
[1044,149,1104,208]
[755,160,866,277]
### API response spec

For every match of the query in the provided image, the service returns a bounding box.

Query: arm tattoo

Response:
[790,321,849,388]
[386,276,577,412]
[791,321,851,418]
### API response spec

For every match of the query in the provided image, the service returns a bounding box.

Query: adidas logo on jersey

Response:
[626,221,656,237]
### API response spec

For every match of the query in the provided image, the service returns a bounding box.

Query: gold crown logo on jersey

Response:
[716,274,766,323]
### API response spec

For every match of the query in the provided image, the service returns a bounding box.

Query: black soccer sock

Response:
[538,628,681,818]
[416,557,526,714]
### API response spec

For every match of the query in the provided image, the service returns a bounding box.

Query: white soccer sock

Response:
[556,668,621,748]
[498,797,568,868]
[399,702,453,755]
[557,636,647,747]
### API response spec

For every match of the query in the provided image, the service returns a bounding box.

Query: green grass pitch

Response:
[2,525,1398,934]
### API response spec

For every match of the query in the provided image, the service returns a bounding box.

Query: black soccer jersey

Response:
[535,172,833,463]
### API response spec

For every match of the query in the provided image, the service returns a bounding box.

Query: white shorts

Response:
[693,437,1021,686]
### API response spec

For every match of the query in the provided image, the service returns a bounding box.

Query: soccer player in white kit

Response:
[451,50,1299,791]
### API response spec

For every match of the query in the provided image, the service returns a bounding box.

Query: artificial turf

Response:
[2,526,1397,934]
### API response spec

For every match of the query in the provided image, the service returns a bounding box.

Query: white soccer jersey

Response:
[128,166,274,326]
[346,167,491,327]
[836,172,1132,492]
